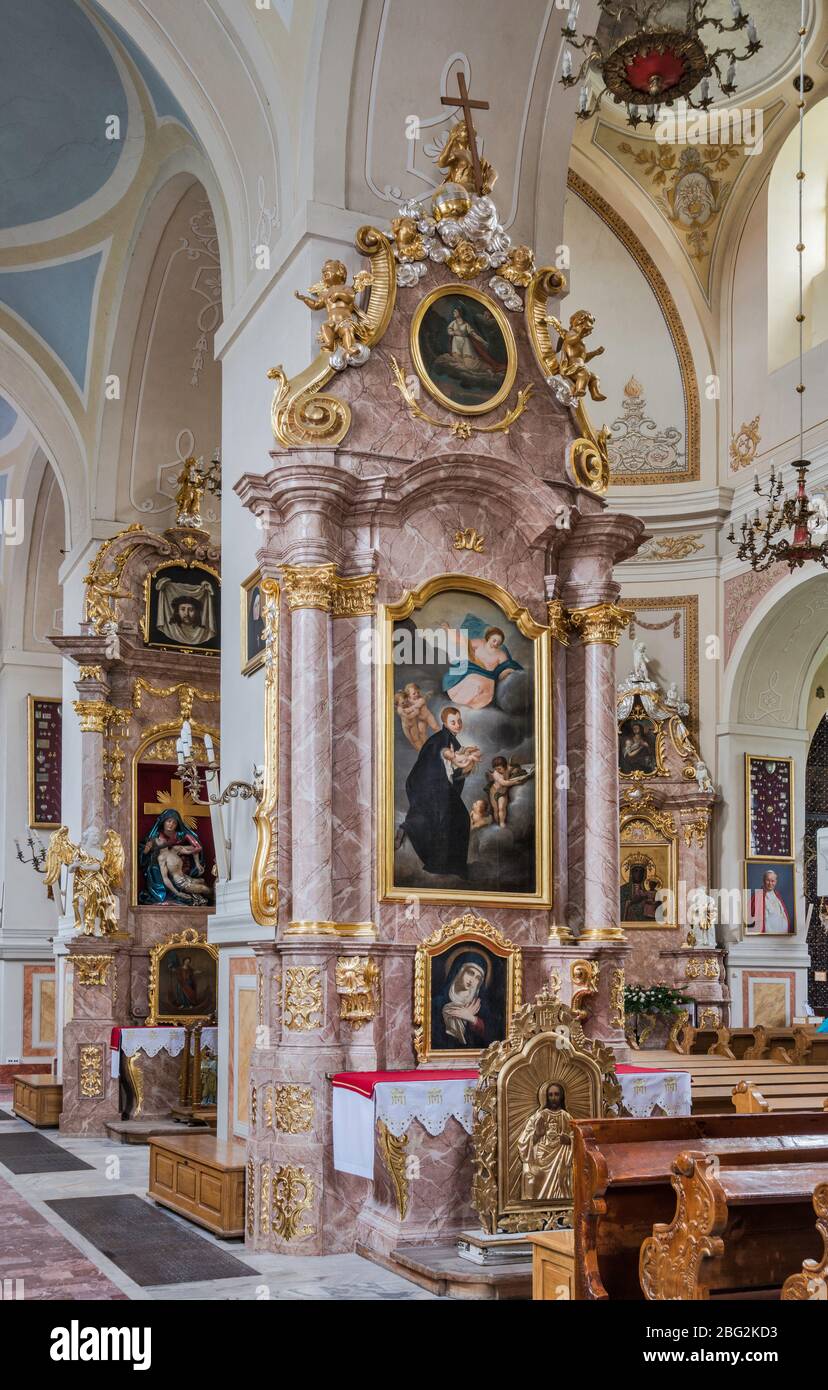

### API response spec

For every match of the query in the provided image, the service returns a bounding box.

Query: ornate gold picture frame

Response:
[147,927,218,1026]
[379,573,552,908]
[471,990,620,1234]
[410,284,517,416]
[619,805,678,930]
[618,699,668,779]
[240,568,267,676]
[744,753,795,861]
[142,560,221,655]
[413,913,522,1064]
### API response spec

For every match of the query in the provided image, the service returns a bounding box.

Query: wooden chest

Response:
[148,1133,246,1238]
[13,1074,62,1128]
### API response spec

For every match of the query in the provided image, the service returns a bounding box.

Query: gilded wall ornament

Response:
[376,1120,410,1220]
[271,1165,315,1241]
[79,1044,104,1099]
[683,808,711,847]
[283,967,323,1031]
[607,378,685,483]
[331,574,377,619]
[730,415,762,471]
[260,1160,271,1237]
[698,1006,722,1029]
[570,959,600,1019]
[335,956,380,1029]
[281,564,338,613]
[273,1084,314,1134]
[453,527,485,553]
[131,679,219,719]
[610,968,626,1031]
[247,1158,255,1237]
[77,665,105,682]
[82,523,146,633]
[390,356,533,439]
[637,533,703,561]
[71,954,113,987]
[250,577,279,928]
[546,599,571,646]
[569,602,632,646]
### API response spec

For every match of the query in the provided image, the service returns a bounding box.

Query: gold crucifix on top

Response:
[143,776,211,826]
[438,71,496,196]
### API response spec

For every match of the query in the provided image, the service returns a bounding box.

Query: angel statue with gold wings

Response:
[44,826,125,936]
[546,309,607,403]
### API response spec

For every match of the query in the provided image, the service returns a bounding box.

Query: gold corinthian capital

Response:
[280,563,339,612]
[568,602,632,646]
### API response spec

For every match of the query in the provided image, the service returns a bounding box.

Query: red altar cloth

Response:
[331,1062,669,1100]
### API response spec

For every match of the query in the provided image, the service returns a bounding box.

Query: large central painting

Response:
[380,577,551,906]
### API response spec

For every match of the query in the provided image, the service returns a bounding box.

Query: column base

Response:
[547,924,576,943]
[580,926,628,943]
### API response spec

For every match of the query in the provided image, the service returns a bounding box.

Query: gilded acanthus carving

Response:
[71,954,113,987]
[610,968,626,1031]
[376,1120,410,1219]
[82,523,147,633]
[570,960,600,1020]
[782,1183,828,1300]
[273,1084,315,1134]
[281,564,338,613]
[284,968,323,1032]
[271,1165,315,1241]
[730,415,761,472]
[131,680,219,720]
[569,602,632,646]
[79,1044,105,1099]
[331,574,377,619]
[546,599,572,646]
[335,956,380,1028]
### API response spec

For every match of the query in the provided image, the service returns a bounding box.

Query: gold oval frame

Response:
[410,284,517,417]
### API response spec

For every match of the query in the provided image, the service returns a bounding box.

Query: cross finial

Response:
[441,70,489,195]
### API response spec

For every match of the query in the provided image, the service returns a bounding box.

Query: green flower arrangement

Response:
[624,983,692,1047]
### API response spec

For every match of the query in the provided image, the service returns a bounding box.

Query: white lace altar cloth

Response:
[331,1067,690,1179]
[110,1026,218,1078]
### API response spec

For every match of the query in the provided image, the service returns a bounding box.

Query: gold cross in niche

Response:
[441,70,489,195]
[143,776,211,827]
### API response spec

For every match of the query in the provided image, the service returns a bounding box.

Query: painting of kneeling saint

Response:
[429,946,508,1054]
[384,581,550,906]
[518,1082,573,1202]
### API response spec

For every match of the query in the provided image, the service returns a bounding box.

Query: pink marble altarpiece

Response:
[232,147,658,1257]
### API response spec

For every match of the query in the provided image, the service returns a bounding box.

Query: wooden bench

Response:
[691,1070,828,1114]
[572,1112,828,1300]
[709,1027,767,1060]
[782,1181,828,1299]
[640,1149,828,1299]
[12,1074,62,1128]
[148,1133,246,1238]
[669,1024,719,1057]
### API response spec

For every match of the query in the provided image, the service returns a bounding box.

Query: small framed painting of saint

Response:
[240,569,267,675]
[410,285,517,415]
[379,574,551,907]
[744,860,796,936]
[745,754,794,859]
[413,914,521,1064]
[618,709,665,778]
[143,562,221,654]
[147,927,218,1025]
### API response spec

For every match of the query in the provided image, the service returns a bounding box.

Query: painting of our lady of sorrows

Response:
[387,584,548,904]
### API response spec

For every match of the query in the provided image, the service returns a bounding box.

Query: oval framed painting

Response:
[410,284,517,416]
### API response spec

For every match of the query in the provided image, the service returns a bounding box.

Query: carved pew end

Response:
[732,1080,769,1114]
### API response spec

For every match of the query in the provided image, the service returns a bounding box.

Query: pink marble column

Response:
[579,627,627,940]
[73,672,112,839]
[282,565,336,926]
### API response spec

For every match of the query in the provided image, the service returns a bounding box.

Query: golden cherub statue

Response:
[44,826,124,936]
[295,258,373,367]
[547,309,607,402]
[175,456,205,525]
[390,215,426,262]
[437,120,497,195]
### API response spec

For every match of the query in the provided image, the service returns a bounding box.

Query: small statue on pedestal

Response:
[44,826,124,935]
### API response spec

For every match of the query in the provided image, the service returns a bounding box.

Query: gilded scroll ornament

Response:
[698,1007,721,1029]
[639,1152,724,1300]
[270,226,396,448]
[131,679,219,719]
[273,1084,315,1134]
[284,967,323,1031]
[377,1120,410,1219]
[569,602,632,646]
[637,534,703,561]
[260,1160,271,1237]
[247,1158,255,1237]
[79,1044,104,1099]
[610,968,626,1031]
[71,954,113,987]
[271,1165,315,1241]
[331,574,377,619]
[683,808,711,847]
[335,956,380,1028]
[729,415,761,472]
[250,578,279,928]
[77,665,105,682]
[570,960,600,1020]
[546,598,571,646]
[45,827,124,936]
[82,523,146,633]
[389,355,533,440]
[453,528,485,553]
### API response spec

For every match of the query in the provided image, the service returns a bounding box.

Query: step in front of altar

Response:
[358,1241,533,1301]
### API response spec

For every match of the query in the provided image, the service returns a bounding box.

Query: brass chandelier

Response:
[728,0,828,573]
[560,0,761,127]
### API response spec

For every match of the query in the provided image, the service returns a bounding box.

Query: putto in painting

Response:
[382,578,550,906]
